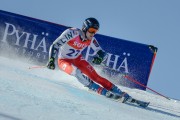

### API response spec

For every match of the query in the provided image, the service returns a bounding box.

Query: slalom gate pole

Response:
[28,65,46,69]
[124,75,171,100]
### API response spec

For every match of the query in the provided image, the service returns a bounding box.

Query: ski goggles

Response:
[88,28,98,34]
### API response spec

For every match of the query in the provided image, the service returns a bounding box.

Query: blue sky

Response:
[1,0,180,100]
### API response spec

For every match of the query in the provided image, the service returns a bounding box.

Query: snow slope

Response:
[0,56,179,120]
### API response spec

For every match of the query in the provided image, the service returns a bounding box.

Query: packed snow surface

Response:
[0,56,179,120]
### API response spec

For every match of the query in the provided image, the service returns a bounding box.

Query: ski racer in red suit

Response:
[47,18,132,103]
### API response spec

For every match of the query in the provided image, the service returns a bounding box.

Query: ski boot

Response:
[110,85,132,103]
[87,82,121,99]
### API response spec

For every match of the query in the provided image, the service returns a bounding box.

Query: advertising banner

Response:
[0,10,157,90]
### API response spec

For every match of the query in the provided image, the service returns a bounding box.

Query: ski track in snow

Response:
[0,56,180,120]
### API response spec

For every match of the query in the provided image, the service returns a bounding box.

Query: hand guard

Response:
[47,57,55,70]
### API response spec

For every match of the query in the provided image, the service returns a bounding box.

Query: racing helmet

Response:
[82,17,100,32]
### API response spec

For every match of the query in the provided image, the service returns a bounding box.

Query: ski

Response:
[106,92,150,108]
[129,98,150,108]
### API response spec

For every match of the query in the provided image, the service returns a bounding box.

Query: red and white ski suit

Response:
[49,28,113,90]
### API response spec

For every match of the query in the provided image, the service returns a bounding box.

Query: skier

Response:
[47,17,132,103]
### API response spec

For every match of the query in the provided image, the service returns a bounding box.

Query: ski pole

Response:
[28,65,46,69]
[124,75,171,100]
[100,63,171,100]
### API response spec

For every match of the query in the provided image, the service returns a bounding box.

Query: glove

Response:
[47,57,55,70]
[92,57,103,65]
[92,50,106,65]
